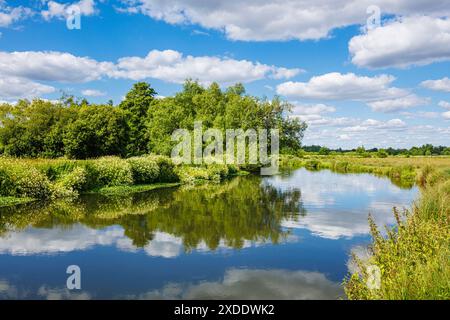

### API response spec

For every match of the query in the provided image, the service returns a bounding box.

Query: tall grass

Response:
[344,166,450,299]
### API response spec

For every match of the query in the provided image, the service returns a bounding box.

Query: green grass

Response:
[90,182,181,196]
[0,196,35,207]
[344,180,450,299]
[341,161,450,299]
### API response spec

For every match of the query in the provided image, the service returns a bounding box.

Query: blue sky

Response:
[0,0,449,148]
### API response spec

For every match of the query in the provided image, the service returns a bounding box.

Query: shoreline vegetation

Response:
[0,155,250,207]
[280,154,450,300]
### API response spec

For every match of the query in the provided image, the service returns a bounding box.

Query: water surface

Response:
[0,168,418,299]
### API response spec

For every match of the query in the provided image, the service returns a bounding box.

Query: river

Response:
[0,168,418,299]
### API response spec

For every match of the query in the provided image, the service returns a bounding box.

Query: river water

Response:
[0,168,418,299]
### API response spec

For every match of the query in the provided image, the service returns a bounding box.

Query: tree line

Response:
[304,144,450,156]
[0,81,307,159]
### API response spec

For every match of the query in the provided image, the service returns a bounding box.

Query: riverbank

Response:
[0,155,246,207]
[280,154,450,299]
[280,154,450,187]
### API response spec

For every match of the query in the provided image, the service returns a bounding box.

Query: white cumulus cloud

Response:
[443,111,450,120]
[0,5,32,27]
[421,77,450,92]
[438,101,450,110]
[118,0,450,41]
[112,49,301,84]
[0,76,55,100]
[367,95,429,112]
[0,49,299,99]
[81,89,106,96]
[349,16,450,69]
[41,0,97,20]
[0,51,114,82]
[276,72,408,101]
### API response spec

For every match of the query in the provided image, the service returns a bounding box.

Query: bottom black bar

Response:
[1,300,448,319]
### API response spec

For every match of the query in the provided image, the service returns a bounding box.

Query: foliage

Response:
[376,149,388,158]
[0,162,52,199]
[344,169,450,299]
[149,155,179,182]
[0,196,34,207]
[318,147,330,155]
[119,82,157,156]
[146,81,306,156]
[0,99,77,157]
[88,156,134,188]
[127,156,160,184]
[0,81,307,159]
[0,155,239,202]
[63,105,129,159]
[52,166,88,198]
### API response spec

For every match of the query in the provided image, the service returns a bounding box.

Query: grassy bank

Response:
[280,154,450,188]
[0,155,245,206]
[345,166,450,299]
[280,154,450,299]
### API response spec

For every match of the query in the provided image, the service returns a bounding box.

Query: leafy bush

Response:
[150,155,179,182]
[318,147,330,155]
[88,157,133,187]
[227,164,239,175]
[61,166,88,192]
[176,166,211,184]
[207,163,229,179]
[13,167,52,199]
[176,165,224,184]
[0,167,15,196]
[345,166,450,300]
[127,156,159,184]
[376,150,388,158]
[38,161,78,181]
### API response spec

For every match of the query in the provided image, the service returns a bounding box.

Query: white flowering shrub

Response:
[90,156,133,187]
[127,156,159,184]
[13,167,52,199]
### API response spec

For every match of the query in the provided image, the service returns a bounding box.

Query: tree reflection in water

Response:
[0,175,306,252]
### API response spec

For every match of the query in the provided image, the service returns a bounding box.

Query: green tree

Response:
[119,82,157,156]
[146,81,307,156]
[318,147,330,155]
[63,105,128,159]
[377,149,388,158]
[0,99,77,157]
[356,146,365,155]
